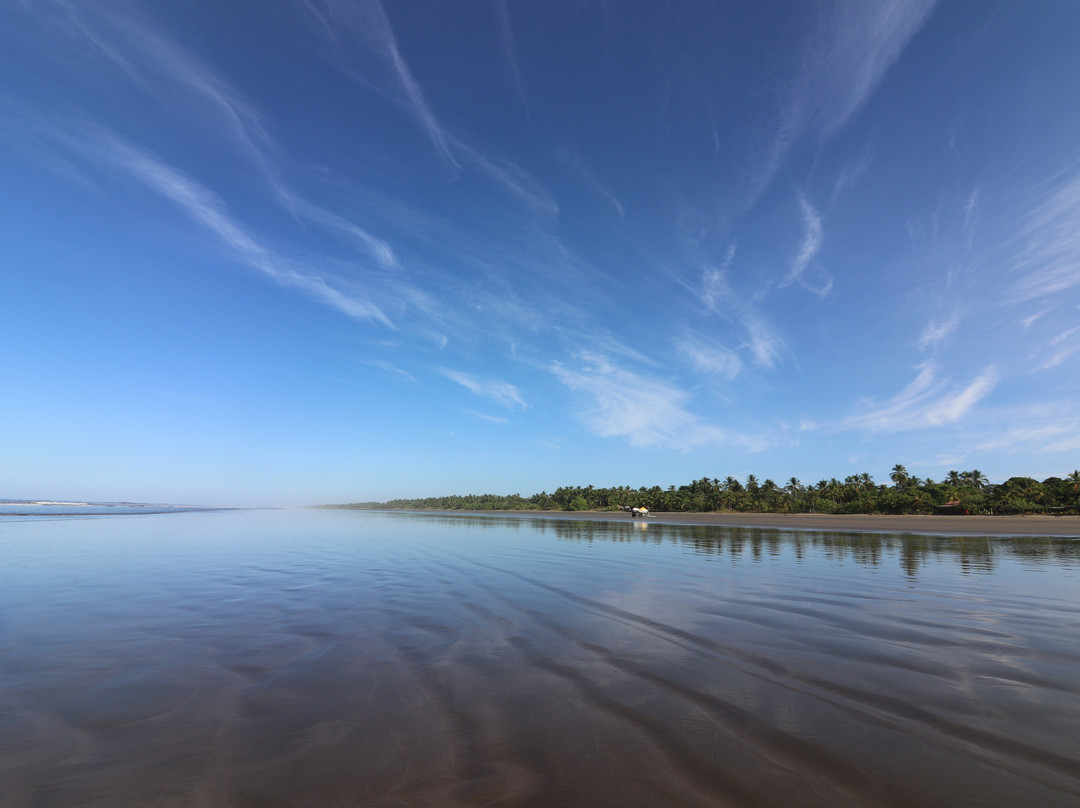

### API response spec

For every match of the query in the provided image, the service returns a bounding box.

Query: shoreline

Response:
[355,509,1080,537]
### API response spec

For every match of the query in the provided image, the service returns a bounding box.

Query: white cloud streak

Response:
[43,0,282,188]
[917,310,962,351]
[461,408,510,424]
[494,0,529,112]
[788,197,822,282]
[1008,169,1080,301]
[742,315,784,369]
[440,369,526,410]
[559,147,624,217]
[976,409,1080,454]
[1022,309,1050,329]
[678,333,743,380]
[694,248,786,370]
[89,134,393,326]
[1032,325,1080,371]
[20,1,418,276]
[1035,346,1079,372]
[459,145,560,220]
[749,0,936,203]
[551,354,765,451]
[362,360,416,382]
[301,0,459,169]
[295,0,561,219]
[801,1,939,139]
[700,246,737,310]
[281,193,400,270]
[831,146,873,201]
[783,196,832,295]
[962,186,980,239]
[379,10,459,170]
[5,1,434,337]
[845,363,999,432]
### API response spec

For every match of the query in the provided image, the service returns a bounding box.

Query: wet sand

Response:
[3,509,1079,807]
[444,510,1080,536]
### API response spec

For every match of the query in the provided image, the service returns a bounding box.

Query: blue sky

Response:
[3,1,1079,505]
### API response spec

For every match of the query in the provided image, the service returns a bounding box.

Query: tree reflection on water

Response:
[380,511,1080,577]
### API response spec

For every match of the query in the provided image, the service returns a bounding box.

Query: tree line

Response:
[327,466,1080,515]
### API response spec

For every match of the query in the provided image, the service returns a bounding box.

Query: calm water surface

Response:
[1,509,1078,807]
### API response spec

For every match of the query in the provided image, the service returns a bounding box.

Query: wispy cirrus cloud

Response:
[294,0,559,219]
[551,354,765,451]
[1032,325,1080,371]
[803,1,938,139]
[749,0,936,203]
[16,1,418,274]
[1035,345,1079,372]
[783,196,832,295]
[787,197,822,283]
[298,0,459,169]
[279,192,400,270]
[831,145,873,201]
[7,1,454,335]
[440,369,526,410]
[559,147,624,217]
[493,0,529,112]
[1022,308,1051,329]
[362,359,416,382]
[461,408,510,424]
[917,309,962,351]
[845,363,999,432]
[1008,168,1080,302]
[459,144,559,220]
[693,248,786,370]
[64,128,395,326]
[975,405,1080,454]
[36,0,281,187]
[962,185,980,243]
[699,246,737,310]
[678,332,743,380]
[742,315,785,369]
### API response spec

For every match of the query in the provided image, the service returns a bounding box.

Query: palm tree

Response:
[1069,470,1080,493]
[890,464,910,488]
[822,478,843,507]
[965,469,989,490]
[947,470,963,487]
[1000,477,1044,512]
[760,479,779,511]
[746,474,760,496]
[858,473,877,511]
[910,489,932,513]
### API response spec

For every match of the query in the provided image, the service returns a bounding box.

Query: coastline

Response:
[362,509,1080,537]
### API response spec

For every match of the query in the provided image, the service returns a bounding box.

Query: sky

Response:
[2,0,1080,506]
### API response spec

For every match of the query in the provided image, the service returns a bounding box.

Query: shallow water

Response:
[1,509,1078,807]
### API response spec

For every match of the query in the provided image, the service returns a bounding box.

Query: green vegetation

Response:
[326,467,1080,515]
